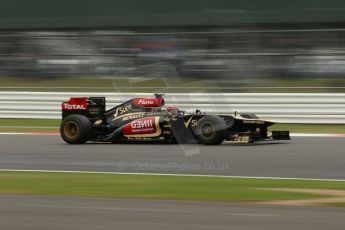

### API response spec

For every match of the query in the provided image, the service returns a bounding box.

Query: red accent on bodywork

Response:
[166,106,179,111]
[61,97,88,110]
[132,98,164,107]
[123,117,156,135]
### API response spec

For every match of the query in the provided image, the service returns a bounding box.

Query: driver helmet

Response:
[166,106,180,115]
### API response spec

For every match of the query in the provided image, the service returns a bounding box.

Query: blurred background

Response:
[1,0,345,92]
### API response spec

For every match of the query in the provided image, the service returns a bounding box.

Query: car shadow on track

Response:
[222,141,290,147]
[82,140,291,147]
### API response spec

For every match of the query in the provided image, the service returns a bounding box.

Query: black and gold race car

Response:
[60,94,290,145]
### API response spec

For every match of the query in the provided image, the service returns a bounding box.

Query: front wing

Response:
[226,130,290,143]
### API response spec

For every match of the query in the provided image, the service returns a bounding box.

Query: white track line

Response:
[0,132,58,135]
[0,169,345,182]
[0,132,344,137]
[291,133,345,137]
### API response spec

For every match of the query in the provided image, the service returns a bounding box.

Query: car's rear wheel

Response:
[60,115,92,144]
[194,116,227,145]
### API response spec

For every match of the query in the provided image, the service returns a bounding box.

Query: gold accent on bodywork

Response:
[237,136,250,143]
[242,120,265,124]
[267,130,272,138]
[184,116,193,128]
[94,120,102,125]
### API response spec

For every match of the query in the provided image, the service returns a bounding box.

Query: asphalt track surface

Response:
[1,135,345,229]
[0,135,344,179]
[1,195,344,230]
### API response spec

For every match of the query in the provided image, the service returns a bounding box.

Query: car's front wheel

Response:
[194,116,227,145]
[60,115,92,144]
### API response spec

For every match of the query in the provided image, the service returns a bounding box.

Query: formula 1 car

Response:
[60,94,290,145]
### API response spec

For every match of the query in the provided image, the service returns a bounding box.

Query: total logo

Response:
[138,99,154,105]
[63,104,86,110]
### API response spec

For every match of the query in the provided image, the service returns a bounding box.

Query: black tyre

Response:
[60,115,92,144]
[194,116,227,145]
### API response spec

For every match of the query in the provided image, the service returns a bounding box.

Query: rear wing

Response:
[61,97,106,119]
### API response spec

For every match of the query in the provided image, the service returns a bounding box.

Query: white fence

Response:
[0,91,345,123]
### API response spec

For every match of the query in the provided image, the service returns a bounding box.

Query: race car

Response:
[60,94,290,145]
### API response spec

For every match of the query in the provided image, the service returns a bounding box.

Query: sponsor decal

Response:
[61,97,87,110]
[123,117,161,137]
[131,119,153,131]
[115,104,132,117]
[184,116,193,128]
[184,117,198,128]
[112,112,145,121]
[132,98,164,107]
[138,99,154,105]
[62,104,86,110]
[122,113,144,121]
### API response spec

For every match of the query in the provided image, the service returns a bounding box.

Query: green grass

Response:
[272,123,345,134]
[0,118,344,133]
[0,119,59,132]
[0,127,58,132]
[327,203,345,207]
[1,171,343,202]
[0,118,60,127]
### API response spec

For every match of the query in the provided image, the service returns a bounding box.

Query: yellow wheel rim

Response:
[64,121,79,139]
[200,121,215,139]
